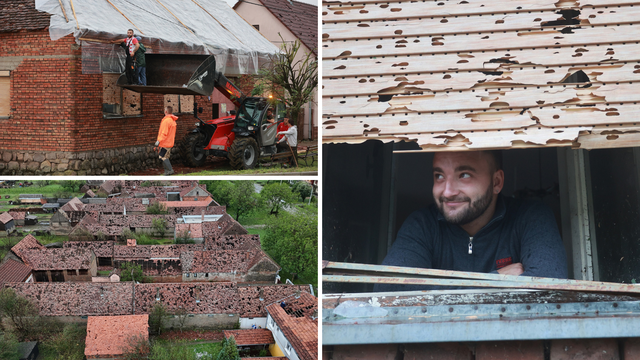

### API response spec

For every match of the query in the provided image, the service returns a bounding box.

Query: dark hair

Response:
[128,29,134,33]
[487,150,503,172]
[165,106,173,114]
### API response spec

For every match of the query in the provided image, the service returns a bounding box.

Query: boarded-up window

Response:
[164,94,194,114]
[103,73,142,118]
[0,71,9,117]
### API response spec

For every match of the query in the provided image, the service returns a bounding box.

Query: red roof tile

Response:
[60,197,85,213]
[8,211,26,220]
[63,241,115,258]
[85,315,149,357]
[21,248,94,270]
[255,0,317,55]
[0,0,50,33]
[223,329,275,345]
[0,212,13,224]
[11,234,45,262]
[175,223,203,239]
[181,250,271,273]
[160,197,214,208]
[266,292,318,360]
[0,259,32,283]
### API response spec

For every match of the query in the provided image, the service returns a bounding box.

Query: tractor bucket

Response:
[117,54,217,96]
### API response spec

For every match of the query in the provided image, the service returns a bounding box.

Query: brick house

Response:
[266,292,318,360]
[234,0,318,140]
[0,0,275,175]
[84,315,148,360]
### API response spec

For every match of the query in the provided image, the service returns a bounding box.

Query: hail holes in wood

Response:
[496,19,504,24]
[400,121,408,126]
[441,19,448,23]
[358,24,370,27]
[391,8,401,11]
[553,115,560,119]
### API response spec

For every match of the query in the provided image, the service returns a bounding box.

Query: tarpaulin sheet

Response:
[36,0,280,75]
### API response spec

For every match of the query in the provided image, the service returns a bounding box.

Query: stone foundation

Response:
[0,144,181,175]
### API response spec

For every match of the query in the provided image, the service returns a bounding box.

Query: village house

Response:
[234,0,318,140]
[180,249,280,283]
[84,314,148,360]
[63,241,115,267]
[266,292,318,360]
[10,234,45,262]
[8,211,25,226]
[18,194,43,205]
[0,211,15,234]
[68,213,177,241]
[222,329,276,357]
[0,1,278,175]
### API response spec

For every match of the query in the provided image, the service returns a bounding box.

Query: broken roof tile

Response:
[266,292,318,360]
[11,234,45,262]
[63,241,115,258]
[21,248,94,270]
[8,211,26,220]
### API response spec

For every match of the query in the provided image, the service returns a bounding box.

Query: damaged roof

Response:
[20,248,94,270]
[11,234,45,262]
[60,197,85,213]
[64,241,115,258]
[180,249,275,273]
[267,292,318,360]
[322,0,640,151]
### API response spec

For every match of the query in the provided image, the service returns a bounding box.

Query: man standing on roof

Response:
[135,36,147,86]
[110,29,139,85]
[276,117,298,166]
[155,106,178,176]
[374,151,568,292]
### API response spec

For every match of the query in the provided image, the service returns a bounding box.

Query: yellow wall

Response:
[269,343,285,357]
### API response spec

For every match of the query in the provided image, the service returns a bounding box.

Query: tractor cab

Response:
[233,98,282,150]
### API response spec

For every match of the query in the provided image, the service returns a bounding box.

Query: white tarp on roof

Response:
[36,0,280,75]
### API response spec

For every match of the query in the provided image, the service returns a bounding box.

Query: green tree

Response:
[229,181,260,222]
[148,302,169,335]
[216,336,240,360]
[119,262,144,283]
[263,207,318,282]
[152,218,168,238]
[59,180,84,193]
[121,227,137,242]
[0,333,19,360]
[0,288,39,339]
[292,181,313,202]
[47,324,86,360]
[146,201,168,214]
[261,182,297,216]
[258,35,317,126]
[210,180,234,207]
[175,229,194,244]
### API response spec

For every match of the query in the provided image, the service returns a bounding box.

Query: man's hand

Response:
[155,141,159,147]
[497,263,524,276]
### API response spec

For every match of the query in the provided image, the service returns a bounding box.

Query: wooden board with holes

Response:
[322,0,640,151]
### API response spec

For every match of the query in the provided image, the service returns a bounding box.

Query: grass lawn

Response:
[147,339,222,359]
[246,228,267,239]
[0,184,83,199]
[97,270,111,276]
[136,236,175,245]
[238,211,271,227]
[183,163,317,176]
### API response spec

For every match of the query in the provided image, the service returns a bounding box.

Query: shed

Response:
[16,341,38,360]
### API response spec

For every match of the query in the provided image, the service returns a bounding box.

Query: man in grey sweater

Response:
[375,151,568,292]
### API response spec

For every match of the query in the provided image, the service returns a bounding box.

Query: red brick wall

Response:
[0,30,235,153]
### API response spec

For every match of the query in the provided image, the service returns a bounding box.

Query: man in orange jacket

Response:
[155,106,178,175]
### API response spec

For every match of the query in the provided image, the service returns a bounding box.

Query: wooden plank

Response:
[180,95,194,113]
[577,131,640,149]
[324,43,640,75]
[323,0,560,22]
[323,24,640,58]
[164,94,179,111]
[324,6,640,39]
[324,63,637,97]
[323,83,640,117]
[102,73,120,105]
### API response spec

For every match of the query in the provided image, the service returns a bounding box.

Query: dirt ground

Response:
[129,140,317,176]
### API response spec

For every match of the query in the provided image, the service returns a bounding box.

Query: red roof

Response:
[160,196,213,208]
[0,0,51,33]
[8,212,26,220]
[175,223,203,239]
[0,259,32,283]
[223,329,275,345]
[85,315,149,357]
[0,212,13,224]
[266,292,318,360]
[21,248,93,270]
[248,0,317,55]
[11,234,45,262]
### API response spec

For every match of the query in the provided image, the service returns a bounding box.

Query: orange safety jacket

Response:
[157,114,178,148]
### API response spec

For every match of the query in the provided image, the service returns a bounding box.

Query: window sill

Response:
[103,114,144,120]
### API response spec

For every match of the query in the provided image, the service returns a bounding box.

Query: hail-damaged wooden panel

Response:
[122,89,141,116]
[322,0,640,150]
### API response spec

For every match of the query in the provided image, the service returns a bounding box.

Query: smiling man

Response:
[375,151,568,291]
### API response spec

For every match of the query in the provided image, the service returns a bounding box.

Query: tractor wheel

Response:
[179,133,207,167]
[229,137,259,170]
